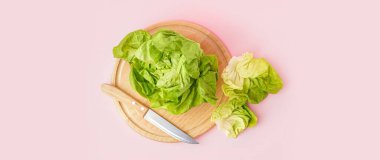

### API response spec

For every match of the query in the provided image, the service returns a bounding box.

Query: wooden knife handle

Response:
[101,84,149,115]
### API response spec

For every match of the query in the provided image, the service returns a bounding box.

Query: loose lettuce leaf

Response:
[213,52,282,138]
[236,54,269,78]
[113,29,218,115]
[211,98,257,138]
[222,53,283,104]
[221,56,244,90]
[221,78,251,101]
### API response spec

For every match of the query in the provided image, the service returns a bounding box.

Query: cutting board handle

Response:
[101,84,149,116]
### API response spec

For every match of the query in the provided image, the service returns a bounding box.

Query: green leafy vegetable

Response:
[113,29,218,115]
[213,52,282,138]
[222,53,283,104]
[113,30,151,62]
[211,98,257,138]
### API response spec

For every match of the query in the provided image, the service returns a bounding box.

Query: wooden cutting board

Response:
[111,20,231,142]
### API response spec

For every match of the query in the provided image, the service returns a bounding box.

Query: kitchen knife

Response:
[101,84,198,144]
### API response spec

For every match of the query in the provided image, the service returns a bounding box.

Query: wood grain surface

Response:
[111,20,231,142]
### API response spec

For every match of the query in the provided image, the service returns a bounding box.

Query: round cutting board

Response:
[111,20,231,142]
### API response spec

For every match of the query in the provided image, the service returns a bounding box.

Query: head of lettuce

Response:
[113,30,218,115]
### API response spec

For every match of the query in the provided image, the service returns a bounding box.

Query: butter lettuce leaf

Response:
[222,53,283,104]
[221,56,244,90]
[211,98,257,138]
[213,52,282,138]
[113,30,218,115]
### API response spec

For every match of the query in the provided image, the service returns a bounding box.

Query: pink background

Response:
[1,0,380,159]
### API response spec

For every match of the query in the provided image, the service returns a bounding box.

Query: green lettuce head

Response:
[113,30,218,114]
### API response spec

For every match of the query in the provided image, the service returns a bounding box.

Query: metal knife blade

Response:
[144,109,198,144]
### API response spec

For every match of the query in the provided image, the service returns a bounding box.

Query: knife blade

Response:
[144,109,198,144]
[101,84,198,144]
